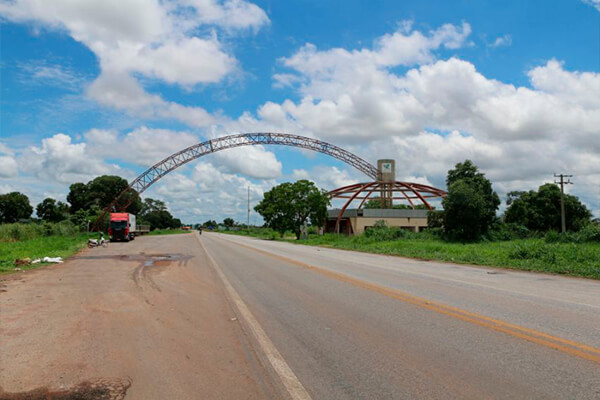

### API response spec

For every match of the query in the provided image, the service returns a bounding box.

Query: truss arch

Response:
[128,133,378,194]
[95,133,378,225]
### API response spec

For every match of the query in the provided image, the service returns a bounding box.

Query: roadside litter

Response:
[14,256,64,268]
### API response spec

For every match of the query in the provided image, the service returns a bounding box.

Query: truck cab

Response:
[109,213,136,242]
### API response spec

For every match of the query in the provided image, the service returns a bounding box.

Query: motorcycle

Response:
[88,234,108,248]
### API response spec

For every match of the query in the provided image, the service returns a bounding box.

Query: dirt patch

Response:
[129,254,192,292]
[0,378,131,400]
[123,253,192,266]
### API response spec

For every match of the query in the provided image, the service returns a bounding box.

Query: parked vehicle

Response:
[109,213,137,242]
[88,233,108,248]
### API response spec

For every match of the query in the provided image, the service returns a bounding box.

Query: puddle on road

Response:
[0,378,131,400]
[129,254,193,292]
[72,253,192,267]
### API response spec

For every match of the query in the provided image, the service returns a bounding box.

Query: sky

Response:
[1,0,599,224]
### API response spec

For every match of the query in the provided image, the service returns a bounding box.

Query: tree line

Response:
[0,175,181,230]
[244,161,595,242]
[436,160,594,241]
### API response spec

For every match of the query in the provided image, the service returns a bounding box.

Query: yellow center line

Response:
[213,234,600,364]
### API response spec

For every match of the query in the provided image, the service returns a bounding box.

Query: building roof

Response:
[328,208,429,219]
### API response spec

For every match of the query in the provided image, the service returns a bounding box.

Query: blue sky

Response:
[1,0,599,223]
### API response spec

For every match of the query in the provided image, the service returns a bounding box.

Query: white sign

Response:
[381,163,392,173]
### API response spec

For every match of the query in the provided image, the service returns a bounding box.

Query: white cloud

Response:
[291,169,311,180]
[211,146,282,179]
[489,34,512,47]
[85,126,202,165]
[18,133,125,184]
[144,161,272,222]
[0,0,268,125]
[281,21,472,82]
[95,36,237,86]
[291,165,360,190]
[0,156,18,178]
[581,0,600,11]
[83,126,283,179]
[18,61,88,90]
[183,0,270,31]
[120,127,200,165]
[86,72,217,126]
[214,23,600,215]
[528,59,600,109]
[265,47,600,146]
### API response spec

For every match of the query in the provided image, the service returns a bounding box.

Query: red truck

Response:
[109,213,137,242]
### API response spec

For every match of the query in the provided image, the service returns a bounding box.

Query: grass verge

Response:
[0,233,92,274]
[218,230,600,279]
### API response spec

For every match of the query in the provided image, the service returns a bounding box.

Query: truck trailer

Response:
[109,213,137,242]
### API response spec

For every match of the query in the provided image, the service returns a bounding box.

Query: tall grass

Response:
[0,234,91,273]
[297,233,600,279]
[0,221,80,242]
[0,221,90,273]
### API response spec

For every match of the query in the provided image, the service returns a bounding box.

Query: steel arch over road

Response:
[130,133,378,194]
[96,133,378,224]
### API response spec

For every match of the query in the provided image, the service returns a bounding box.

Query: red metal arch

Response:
[95,133,378,228]
[328,181,447,233]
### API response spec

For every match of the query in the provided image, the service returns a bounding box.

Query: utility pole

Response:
[247,186,250,235]
[554,173,573,233]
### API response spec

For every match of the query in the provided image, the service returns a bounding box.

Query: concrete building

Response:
[325,208,429,235]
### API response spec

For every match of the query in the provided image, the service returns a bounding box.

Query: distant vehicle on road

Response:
[109,213,140,242]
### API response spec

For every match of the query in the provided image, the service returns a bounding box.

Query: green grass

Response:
[214,227,293,240]
[147,229,193,236]
[219,229,600,279]
[0,233,92,273]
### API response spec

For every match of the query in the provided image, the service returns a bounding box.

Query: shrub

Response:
[364,221,409,241]
[427,211,444,229]
[577,224,600,242]
[544,230,561,243]
[544,225,600,244]
[0,221,79,242]
[42,222,54,236]
[486,222,531,241]
[509,242,557,264]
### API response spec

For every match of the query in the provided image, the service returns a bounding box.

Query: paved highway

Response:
[201,232,600,399]
[1,231,599,399]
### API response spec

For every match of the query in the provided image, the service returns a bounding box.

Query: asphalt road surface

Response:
[1,232,599,399]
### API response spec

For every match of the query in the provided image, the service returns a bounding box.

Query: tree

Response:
[202,220,218,229]
[142,209,179,230]
[67,175,142,215]
[254,180,329,239]
[442,160,500,240]
[67,182,89,212]
[505,183,591,231]
[223,218,235,228]
[70,209,92,230]
[36,198,69,222]
[138,198,174,230]
[140,198,167,214]
[0,192,33,223]
[87,175,142,214]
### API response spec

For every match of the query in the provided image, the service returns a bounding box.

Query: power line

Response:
[554,173,573,233]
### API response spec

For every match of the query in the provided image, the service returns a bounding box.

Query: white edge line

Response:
[196,232,312,400]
